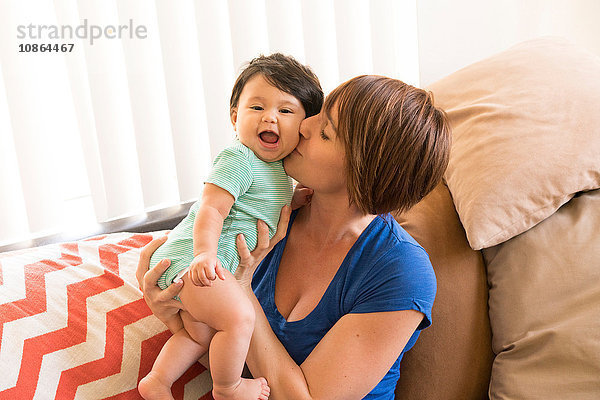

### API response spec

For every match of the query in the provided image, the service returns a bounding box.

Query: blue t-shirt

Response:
[252,210,437,399]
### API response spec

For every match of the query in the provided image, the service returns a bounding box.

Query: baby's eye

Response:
[250,106,263,110]
[280,109,293,114]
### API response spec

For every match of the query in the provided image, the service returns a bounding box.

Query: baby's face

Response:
[231,74,305,162]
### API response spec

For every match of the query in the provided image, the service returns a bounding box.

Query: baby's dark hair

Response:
[230,53,324,118]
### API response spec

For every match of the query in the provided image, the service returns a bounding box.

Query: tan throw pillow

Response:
[428,37,600,250]
[483,189,600,399]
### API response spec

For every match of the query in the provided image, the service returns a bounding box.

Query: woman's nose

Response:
[299,115,317,139]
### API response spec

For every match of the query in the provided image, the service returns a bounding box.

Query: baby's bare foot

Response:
[212,377,270,400]
[138,372,175,400]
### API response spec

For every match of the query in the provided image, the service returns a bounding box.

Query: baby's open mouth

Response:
[259,131,279,145]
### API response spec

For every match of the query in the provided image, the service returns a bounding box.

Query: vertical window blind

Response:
[0,0,420,247]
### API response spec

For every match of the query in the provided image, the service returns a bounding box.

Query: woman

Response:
[138,75,451,399]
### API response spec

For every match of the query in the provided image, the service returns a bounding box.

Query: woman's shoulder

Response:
[345,214,434,285]
[344,214,436,322]
[357,214,436,289]
[366,214,430,261]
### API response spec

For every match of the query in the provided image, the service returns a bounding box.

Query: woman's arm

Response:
[136,236,185,333]
[301,311,422,399]
[235,225,424,399]
[247,290,421,399]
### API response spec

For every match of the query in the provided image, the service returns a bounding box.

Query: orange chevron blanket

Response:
[0,232,212,399]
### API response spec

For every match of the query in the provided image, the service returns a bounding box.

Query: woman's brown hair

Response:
[324,75,451,215]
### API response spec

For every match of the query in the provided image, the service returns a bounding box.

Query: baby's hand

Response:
[291,183,313,210]
[189,253,226,286]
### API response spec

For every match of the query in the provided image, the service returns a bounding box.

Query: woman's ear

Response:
[230,109,238,131]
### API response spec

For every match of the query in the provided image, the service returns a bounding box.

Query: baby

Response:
[138,54,323,400]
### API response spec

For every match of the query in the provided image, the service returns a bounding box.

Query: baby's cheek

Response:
[283,125,301,146]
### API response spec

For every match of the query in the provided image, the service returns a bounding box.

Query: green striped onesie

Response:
[151,140,293,291]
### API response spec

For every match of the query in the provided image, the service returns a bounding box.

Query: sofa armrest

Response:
[394,183,494,400]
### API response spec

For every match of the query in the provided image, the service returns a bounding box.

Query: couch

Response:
[395,37,600,399]
[1,38,599,399]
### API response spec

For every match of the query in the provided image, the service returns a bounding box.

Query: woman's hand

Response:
[136,236,185,331]
[291,183,313,210]
[235,205,291,289]
[136,235,167,290]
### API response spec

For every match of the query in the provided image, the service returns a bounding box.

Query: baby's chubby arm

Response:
[189,183,235,286]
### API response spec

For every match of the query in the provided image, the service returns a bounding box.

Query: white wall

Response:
[417,0,600,86]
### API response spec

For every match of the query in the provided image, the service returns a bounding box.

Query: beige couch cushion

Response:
[483,189,600,399]
[428,37,600,250]
[394,184,494,400]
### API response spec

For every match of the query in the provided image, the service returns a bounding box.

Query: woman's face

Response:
[283,105,347,194]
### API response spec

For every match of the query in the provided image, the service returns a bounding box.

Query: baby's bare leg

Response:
[179,271,270,400]
[138,312,214,399]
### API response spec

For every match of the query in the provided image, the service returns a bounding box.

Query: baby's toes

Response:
[258,378,270,399]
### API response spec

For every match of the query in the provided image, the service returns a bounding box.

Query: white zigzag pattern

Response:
[68,232,135,268]
[183,369,213,400]
[118,247,146,286]
[0,260,100,392]
[34,262,136,399]
[0,256,28,306]
[0,246,62,305]
[76,241,103,266]
[74,315,166,399]
[1,232,207,398]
